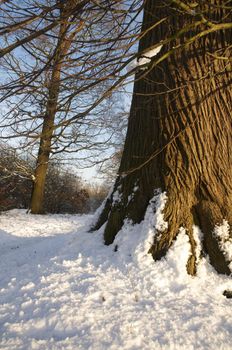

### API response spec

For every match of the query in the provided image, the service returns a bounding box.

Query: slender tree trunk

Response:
[30,2,80,214]
[94,0,232,275]
[30,45,63,214]
[30,103,57,214]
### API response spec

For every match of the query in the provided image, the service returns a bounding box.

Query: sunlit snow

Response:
[0,198,231,350]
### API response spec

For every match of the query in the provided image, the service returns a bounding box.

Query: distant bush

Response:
[43,164,90,214]
[0,146,32,211]
[0,145,91,214]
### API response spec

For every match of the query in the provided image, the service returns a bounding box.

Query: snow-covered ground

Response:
[0,201,231,350]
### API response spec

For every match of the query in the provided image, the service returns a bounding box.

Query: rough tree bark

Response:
[30,1,82,214]
[93,0,232,275]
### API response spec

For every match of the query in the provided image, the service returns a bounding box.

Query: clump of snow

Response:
[137,191,168,260]
[113,191,168,267]
[214,220,232,271]
[137,45,163,66]
[112,189,121,205]
[127,45,163,71]
[0,203,231,350]
[107,182,122,207]
[127,184,139,204]
[193,225,203,264]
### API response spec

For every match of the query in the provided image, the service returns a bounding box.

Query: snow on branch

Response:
[137,45,163,66]
[127,45,163,71]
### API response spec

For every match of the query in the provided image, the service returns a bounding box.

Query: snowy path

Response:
[0,209,231,350]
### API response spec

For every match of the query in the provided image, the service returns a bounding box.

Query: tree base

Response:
[93,186,231,276]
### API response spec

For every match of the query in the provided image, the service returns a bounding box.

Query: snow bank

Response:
[0,202,231,350]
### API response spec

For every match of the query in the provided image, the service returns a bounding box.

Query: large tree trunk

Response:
[93,0,232,275]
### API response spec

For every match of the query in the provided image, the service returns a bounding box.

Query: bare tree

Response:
[0,0,141,213]
[0,0,89,57]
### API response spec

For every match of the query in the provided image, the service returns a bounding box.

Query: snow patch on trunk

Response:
[112,191,192,277]
[193,225,203,264]
[213,220,232,271]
